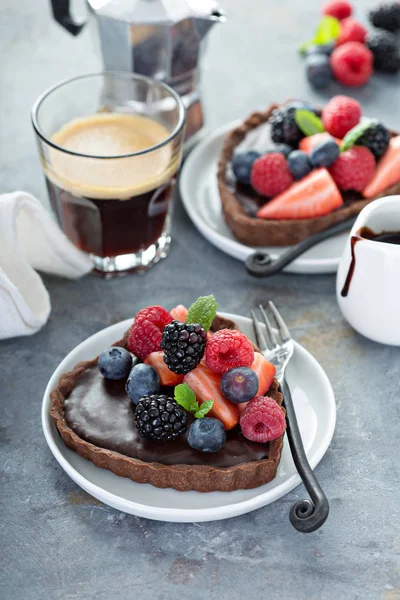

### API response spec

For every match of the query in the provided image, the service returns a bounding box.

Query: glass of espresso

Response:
[31,73,186,276]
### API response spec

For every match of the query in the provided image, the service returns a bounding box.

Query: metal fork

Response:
[251,302,329,533]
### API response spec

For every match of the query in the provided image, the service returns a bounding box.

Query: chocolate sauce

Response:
[341,226,400,297]
[64,367,269,467]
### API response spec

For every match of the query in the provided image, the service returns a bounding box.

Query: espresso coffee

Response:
[45,113,179,259]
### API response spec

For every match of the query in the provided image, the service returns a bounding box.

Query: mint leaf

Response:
[194,400,214,419]
[295,109,325,136]
[340,119,376,152]
[299,15,340,54]
[174,383,199,413]
[186,294,218,332]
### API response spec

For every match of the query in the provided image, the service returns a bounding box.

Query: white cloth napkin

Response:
[0,191,92,340]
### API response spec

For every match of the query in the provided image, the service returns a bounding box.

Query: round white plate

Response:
[180,122,349,274]
[42,313,336,523]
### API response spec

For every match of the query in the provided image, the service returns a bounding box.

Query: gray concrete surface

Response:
[1,1,400,599]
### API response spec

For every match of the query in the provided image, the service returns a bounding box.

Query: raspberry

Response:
[330,42,373,87]
[322,0,352,20]
[322,95,362,139]
[205,329,254,375]
[329,146,375,191]
[127,306,173,360]
[250,153,294,198]
[336,18,367,46]
[240,396,286,443]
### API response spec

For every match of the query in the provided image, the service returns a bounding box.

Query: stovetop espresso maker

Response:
[50,0,225,141]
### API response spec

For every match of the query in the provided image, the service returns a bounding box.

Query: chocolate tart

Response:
[217,103,400,247]
[50,316,284,493]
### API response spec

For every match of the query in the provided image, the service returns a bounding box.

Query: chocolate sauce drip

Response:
[64,367,269,467]
[341,226,400,297]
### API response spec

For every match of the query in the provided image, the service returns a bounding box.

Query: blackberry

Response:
[269,105,305,147]
[161,321,207,375]
[369,3,400,32]
[358,123,391,159]
[134,394,188,441]
[366,31,400,73]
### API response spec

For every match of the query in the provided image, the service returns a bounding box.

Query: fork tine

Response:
[251,309,269,351]
[259,304,278,347]
[268,301,291,343]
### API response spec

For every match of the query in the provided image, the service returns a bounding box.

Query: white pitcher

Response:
[336,196,400,345]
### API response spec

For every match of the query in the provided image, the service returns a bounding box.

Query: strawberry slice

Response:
[299,133,341,154]
[144,351,184,387]
[237,353,276,413]
[363,136,400,199]
[170,304,188,322]
[257,168,343,220]
[184,363,240,430]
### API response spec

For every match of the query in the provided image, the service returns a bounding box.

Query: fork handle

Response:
[282,379,329,533]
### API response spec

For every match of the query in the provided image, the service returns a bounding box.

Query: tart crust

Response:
[217,103,400,246]
[50,317,284,493]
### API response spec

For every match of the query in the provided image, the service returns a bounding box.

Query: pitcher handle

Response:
[50,0,86,36]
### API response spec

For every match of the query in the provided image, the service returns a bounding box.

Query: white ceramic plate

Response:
[180,122,349,274]
[42,313,336,523]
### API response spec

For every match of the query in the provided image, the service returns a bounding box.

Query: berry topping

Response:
[269,143,294,157]
[322,0,352,20]
[322,95,362,139]
[257,168,343,220]
[170,304,188,322]
[251,353,277,396]
[161,321,207,375]
[329,146,375,191]
[134,395,188,441]
[125,363,160,405]
[287,150,313,180]
[363,136,400,198]
[310,138,340,167]
[127,306,173,360]
[240,396,286,443]
[250,153,294,198]
[330,42,373,87]
[232,151,261,185]
[205,329,255,375]
[335,18,367,46]
[366,31,400,74]
[357,122,391,159]
[144,351,184,386]
[184,363,240,430]
[98,347,133,380]
[299,132,341,154]
[305,53,332,89]
[369,3,400,32]
[269,105,305,146]
[188,418,226,453]
[220,367,259,404]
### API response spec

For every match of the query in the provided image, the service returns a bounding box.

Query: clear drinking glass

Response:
[31,72,186,276]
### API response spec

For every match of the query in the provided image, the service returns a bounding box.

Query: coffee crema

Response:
[45,113,180,259]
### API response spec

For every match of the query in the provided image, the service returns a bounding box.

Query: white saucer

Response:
[42,313,336,523]
[180,122,349,274]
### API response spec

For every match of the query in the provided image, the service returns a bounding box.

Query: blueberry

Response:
[305,54,332,89]
[188,418,226,453]
[310,139,340,168]
[231,151,260,184]
[98,347,132,380]
[287,150,313,180]
[126,363,160,405]
[220,367,259,404]
[305,42,334,57]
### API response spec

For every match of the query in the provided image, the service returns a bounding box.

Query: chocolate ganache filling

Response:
[64,366,269,468]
